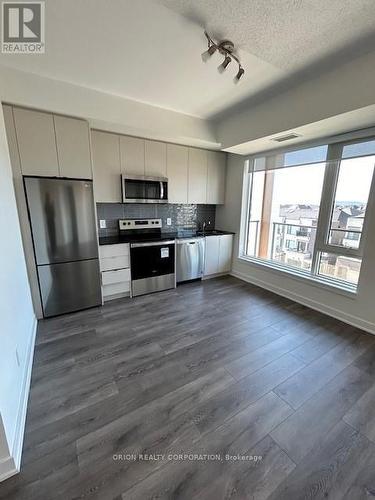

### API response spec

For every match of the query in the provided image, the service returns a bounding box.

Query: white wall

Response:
[215,51,375,151]
[216,154,375,333]
[0,65,219,150]
[0,102,36,480]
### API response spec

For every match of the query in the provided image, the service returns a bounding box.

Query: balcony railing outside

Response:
[328,227,362,249]
[271,222,317,263]
[247,220,260,256]
[246,220,362,285]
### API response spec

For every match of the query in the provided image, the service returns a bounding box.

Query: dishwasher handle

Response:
[176,238,203,245]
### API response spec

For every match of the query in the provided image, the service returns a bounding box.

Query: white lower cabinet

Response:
[218,234,233,273]
[204,236,220,276]
[204,234,233,276]
[99,243,130,301]
[100,255,129,272]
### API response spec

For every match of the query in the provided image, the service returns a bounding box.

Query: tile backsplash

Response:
[97,203,216,237]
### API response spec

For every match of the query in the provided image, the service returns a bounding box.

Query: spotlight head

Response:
[235,66,245,81]
[201,44,217,62]
[218,55,231,73]
[202,31,244,83]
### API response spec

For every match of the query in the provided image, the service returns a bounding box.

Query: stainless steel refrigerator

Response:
[24,177,101,318]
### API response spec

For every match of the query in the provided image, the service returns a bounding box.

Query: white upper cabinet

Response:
[120,135,145,176]
[166,144,188,204]
[207,151,226,204]
[54,115,92,179]
[13,107,59,177]
[187,148,207,204]
[91,130,121,202]
[2,105,21,174]
[145,140,167,177]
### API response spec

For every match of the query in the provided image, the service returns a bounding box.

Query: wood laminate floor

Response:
[1,276,375,500]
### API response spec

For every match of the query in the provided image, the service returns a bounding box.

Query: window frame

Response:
[241,136,375,290]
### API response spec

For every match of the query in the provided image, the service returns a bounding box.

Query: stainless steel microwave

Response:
[121,175,168,203]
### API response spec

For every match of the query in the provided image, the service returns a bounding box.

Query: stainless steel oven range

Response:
[119,218,176,297]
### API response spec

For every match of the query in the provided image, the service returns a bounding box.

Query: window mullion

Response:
[312,144,343,274]
[240,160,252,256]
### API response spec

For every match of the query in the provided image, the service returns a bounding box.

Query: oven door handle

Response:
[131,240,175,248]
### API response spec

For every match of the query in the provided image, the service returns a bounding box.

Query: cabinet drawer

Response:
[103,281,130,298]
[100,255,129,271]
[102,268,130,285]
[99,243,129,259]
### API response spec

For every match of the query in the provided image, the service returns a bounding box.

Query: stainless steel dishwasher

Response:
[176,238,205,283]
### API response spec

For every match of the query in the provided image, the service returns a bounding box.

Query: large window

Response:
[243,138,375,289]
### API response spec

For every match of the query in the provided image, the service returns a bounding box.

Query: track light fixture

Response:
[201,43,217,61]
[219,55,231,73]
[236,66,245,80]
[201,31,245,82]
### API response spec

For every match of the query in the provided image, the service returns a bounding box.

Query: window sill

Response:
[238,254,358,299]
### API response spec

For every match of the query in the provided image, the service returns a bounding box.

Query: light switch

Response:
[166,218,172,226]
[99,219,106,229]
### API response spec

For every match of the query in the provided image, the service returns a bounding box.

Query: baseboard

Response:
[0,315,37,482]
[202,271,230,280]
[231,270,375,335]
[0,455,17,482]
[103,291,130,302]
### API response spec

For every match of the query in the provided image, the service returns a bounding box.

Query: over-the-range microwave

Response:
[121,174,168,203]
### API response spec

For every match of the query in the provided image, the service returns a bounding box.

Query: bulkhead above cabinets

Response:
[3,105,92,179]
[91,129,227,205]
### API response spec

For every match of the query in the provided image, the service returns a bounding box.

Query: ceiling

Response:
[226,105,375,156]
[161,0,375,71]
[0,0,374,120]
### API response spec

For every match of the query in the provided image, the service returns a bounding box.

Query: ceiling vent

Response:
[271,133,301,143]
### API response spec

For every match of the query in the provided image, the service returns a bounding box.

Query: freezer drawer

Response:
[38,259,101,317]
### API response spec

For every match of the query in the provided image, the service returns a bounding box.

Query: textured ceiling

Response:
[0,0,283,118]
[160,0,375,71]
[0,0,374,119]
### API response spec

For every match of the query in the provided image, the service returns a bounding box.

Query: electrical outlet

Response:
[166,218,172,226]
[99,219,106,229]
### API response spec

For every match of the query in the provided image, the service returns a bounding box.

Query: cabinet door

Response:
[54,115,92,179]
[145,140,167,177]
[218,234,233,273]
[204,236,220,276]
[13,107,59,176]
[2,105,21,174]
[207,151,226,204]
[167,144,188,203]
[91,130,121,202]
[188,148,207,204]
[120,135,145,176]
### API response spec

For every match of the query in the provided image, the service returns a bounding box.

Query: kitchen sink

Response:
[197,230,226,236]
